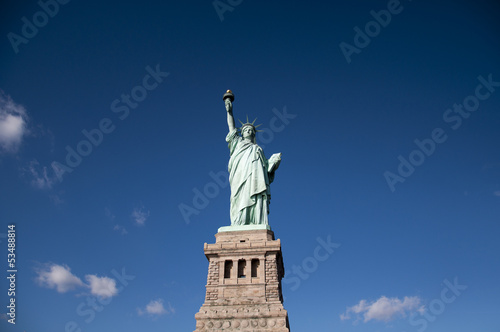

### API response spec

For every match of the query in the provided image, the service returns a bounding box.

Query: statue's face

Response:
[242,126,255,140]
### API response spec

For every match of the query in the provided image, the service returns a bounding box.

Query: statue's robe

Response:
[226,129,271,225]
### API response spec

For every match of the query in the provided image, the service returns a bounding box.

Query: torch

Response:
[223,89,234,102]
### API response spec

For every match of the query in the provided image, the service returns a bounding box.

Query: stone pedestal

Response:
[194,229,290,331]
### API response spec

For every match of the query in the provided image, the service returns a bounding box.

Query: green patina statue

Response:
[223,90,282,227]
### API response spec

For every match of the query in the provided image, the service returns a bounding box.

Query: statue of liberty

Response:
[223,90,282,226]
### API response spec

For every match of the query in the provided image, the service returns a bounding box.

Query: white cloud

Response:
[341,296,424,323]
[50,194,64,205]
[105,207,116,220]
[85,275,118,298]
[0,92,28,153]
[113,224,128,235]
[493,191,500,197]
[132,205,149,226]
[25,159,56,189]
[36,263,84,293]
[36,263,120,298]
[138,299,174,316]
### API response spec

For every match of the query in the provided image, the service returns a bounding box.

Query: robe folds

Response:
[226,129,271,225]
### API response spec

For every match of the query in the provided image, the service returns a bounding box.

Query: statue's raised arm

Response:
[223,90,282,228]
[224,90,235,132]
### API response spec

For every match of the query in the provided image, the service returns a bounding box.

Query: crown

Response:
[238,116,263,132]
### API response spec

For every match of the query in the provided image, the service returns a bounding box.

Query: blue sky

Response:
[1,0,499,331]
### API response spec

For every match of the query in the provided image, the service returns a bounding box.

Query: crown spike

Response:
[238,116,263,133]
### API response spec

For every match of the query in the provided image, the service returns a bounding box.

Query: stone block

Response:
[194,229,290,331]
